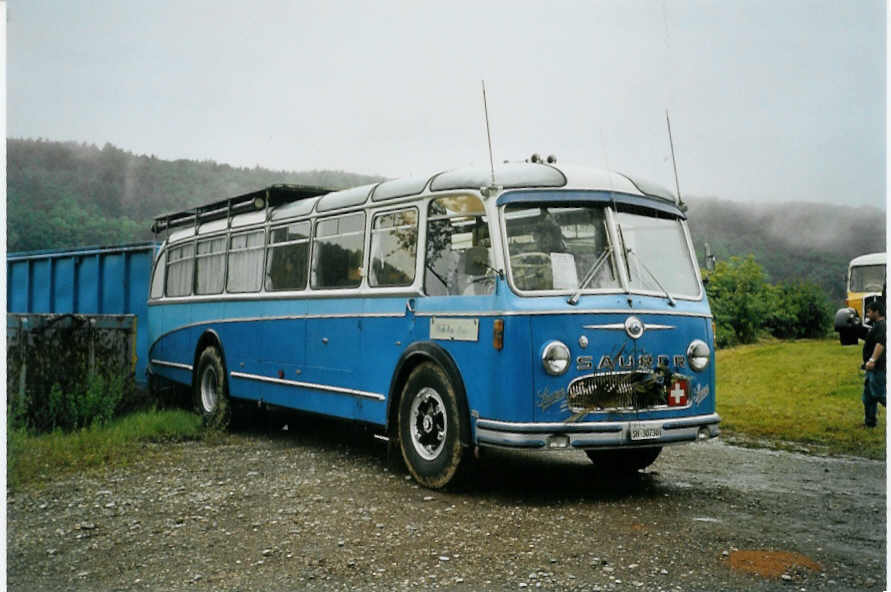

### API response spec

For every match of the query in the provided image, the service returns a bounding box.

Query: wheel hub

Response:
[409,387,447,461]
[201,366,218,413]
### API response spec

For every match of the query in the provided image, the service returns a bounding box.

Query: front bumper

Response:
[474,413,721,450]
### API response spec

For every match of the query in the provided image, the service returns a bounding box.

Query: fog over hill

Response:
[685,197,885,303]
[7,138,884,303]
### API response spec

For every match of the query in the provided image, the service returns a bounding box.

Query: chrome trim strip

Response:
[415,309,712,319]
[150,288,423,305]
[229,371,386,402]
[151,359,193,371]
[476,431,548,448]
[662,413,722,430]
[583,323,675,330]
[476,418,624,434]
[475,414,721,449]
[476,413,720,433]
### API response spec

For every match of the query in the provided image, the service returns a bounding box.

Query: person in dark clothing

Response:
[858,300,886,427]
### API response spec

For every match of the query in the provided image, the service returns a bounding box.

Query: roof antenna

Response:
[481,80,501,197]
[665,110,686,211]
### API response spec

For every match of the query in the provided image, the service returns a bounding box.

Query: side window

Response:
[227,230,265,293]
[195,236,227,295]
[166,243,194,297]
[369,208,418,287]
[311,212,366,289]
[425,195,494,296]
[266,221,310,291]
[150,249,167,299]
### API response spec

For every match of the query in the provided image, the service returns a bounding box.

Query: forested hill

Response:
[686,197,884,303]
[7,138,885,304]
[7,139,384,252]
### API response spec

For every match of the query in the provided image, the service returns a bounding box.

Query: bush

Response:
[706,256,771,346]
[706,255,832,347]
[14,372,130,433]
[765,281,832,340]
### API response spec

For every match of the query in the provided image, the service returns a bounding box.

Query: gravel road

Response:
[7,410,886,591]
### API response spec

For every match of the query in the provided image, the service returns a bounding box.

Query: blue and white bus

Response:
[147,160,719,488]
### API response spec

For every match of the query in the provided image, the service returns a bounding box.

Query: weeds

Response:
[11,371,134,434]
[7,408,204,490]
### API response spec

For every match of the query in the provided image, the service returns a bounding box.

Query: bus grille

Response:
[567,371,667,412]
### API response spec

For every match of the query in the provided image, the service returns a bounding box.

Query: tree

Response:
[705,256,771,347]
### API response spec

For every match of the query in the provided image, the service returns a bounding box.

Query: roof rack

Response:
[151,184,333,235]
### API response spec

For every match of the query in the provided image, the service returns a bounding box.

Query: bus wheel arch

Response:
[192,330,231,430]
[387,343,472,447]
[387,343,472,488]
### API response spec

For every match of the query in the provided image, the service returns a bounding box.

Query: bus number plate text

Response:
[629,423,661,441]
[430,317,479,342]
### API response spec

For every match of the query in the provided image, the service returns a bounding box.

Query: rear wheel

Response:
[193,346,231,430]
[398,362,467,489]
[585,447,662,473]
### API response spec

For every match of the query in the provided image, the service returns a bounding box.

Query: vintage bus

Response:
[147,161,719,488]
[845,252,886,318]
[835,252,885,345]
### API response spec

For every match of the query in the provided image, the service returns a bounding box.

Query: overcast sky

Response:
[7,0,887,208]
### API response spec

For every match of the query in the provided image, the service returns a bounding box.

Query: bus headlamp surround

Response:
[541,340,571,376]
[687,340,711,372]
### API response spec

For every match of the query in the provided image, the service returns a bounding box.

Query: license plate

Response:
[629,423,662,441]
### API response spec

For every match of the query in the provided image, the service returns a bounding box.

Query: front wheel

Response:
[193,346,231,430]
[398,362,467,489]
[585,447,662,473]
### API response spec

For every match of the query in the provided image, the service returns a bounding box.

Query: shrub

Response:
[706,255,832,346]
[706,256,771,346]
[16,372,131,433]
[765,281,832,340]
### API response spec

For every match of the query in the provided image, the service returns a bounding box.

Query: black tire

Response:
[193,346,231,430]
[397,362,467,489]
[585,447,662,473]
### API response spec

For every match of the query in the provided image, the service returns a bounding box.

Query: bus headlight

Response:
[687,340,711,372]
[541,340,571,376]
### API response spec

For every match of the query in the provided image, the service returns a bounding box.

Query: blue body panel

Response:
[148,277,716,437]
[7,243,158,385]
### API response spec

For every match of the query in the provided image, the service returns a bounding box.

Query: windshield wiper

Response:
[567,245,613,305]
[624,247,676,307]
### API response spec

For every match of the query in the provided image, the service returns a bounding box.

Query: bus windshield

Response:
[503,204,700,297]
[850,264,885,293]
[504,205,619,292]
[616,211,700,298]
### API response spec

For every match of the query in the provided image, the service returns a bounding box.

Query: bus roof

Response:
[151,162,679,234]
[850,252,886,267]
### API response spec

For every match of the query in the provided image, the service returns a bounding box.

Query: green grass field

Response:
[717,339,886,459]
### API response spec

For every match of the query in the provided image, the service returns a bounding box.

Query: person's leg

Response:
[863,373,878,427]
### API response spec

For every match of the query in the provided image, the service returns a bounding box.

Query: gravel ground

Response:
[7,410,886,591]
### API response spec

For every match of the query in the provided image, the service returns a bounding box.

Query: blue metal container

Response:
[7,242,158,385]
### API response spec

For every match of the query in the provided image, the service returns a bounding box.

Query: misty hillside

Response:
[686,197,885,303]
[7,139,384,252]
[7,138,884,304]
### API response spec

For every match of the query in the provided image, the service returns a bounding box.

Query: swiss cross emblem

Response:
[668,380,688,407]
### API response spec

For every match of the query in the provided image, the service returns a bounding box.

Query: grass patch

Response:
[8,409,204,490]
[717,339,885,459]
